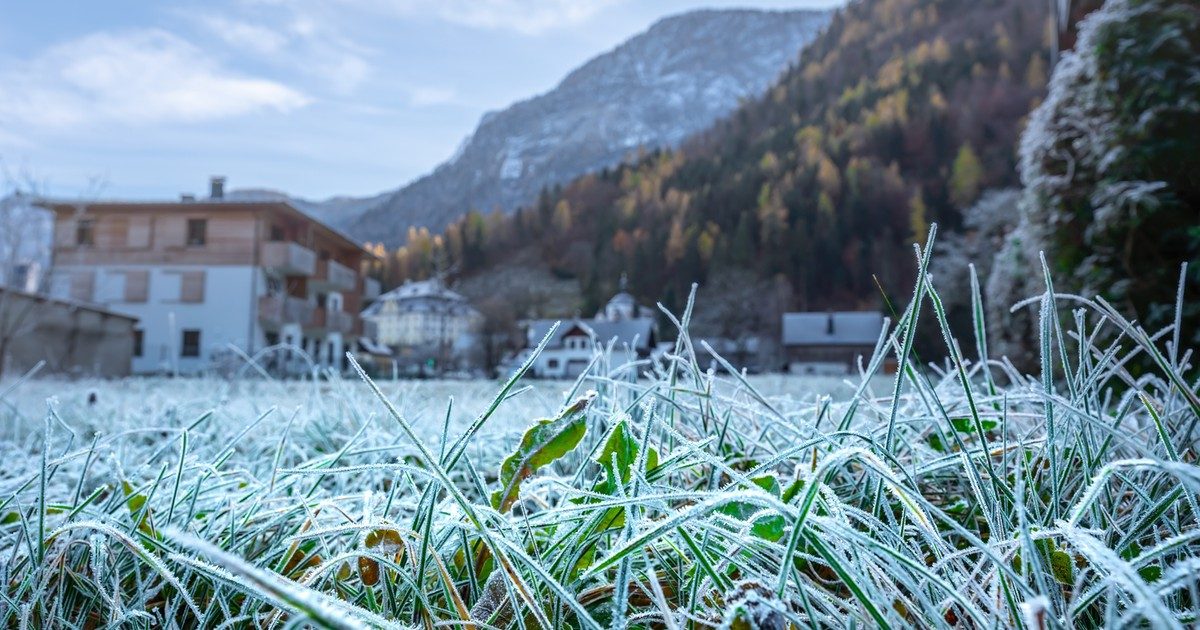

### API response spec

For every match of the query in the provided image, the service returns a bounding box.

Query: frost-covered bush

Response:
[929,189,1023,359]
[1014,0,1200,357]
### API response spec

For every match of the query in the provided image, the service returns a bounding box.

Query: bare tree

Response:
[0,164,105,378]
[0,168,51,379]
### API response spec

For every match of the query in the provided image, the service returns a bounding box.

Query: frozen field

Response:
[0,312,1196,628]
[0,372,872,448]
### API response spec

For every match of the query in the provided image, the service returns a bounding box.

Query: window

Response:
[132,330,144,357]
[547,358,559,369]
[269,224,285,242]
[186,219,207,246]
[128,217,152,248]
[181,329,201,358]
[124,270,149,303]
[180,271,205,303]
[76,219,95,246]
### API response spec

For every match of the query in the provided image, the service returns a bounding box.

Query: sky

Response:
[0,0,844,201]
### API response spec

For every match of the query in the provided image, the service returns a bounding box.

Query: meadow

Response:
[0,262,1198,628]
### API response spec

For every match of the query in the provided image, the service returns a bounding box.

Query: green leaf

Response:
[121,481,154,536]
[595,419,656,489]
[951,417,997,433]
[1025,538,1073,585]
[721,474,785,541]
[491,391,595,513]
[1139,565,1162,583]
[945,498,970,515]
[782,478,806,504]
[582,418,660,536]
[1049,549,1074,585]
[750,514,785,542]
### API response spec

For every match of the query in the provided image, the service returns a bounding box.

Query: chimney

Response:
[210,176,226,199]
[180,193,195,203]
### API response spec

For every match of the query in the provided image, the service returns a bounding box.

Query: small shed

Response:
[0,286,138,378]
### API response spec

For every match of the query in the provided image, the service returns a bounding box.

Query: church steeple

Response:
[601,274,638,321]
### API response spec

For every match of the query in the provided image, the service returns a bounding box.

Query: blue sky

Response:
[0,0,843,200]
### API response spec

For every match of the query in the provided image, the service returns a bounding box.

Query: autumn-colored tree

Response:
[374,0,1049,333]
[950,143,984,208]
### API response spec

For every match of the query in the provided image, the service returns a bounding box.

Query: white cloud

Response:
[349,0,621,35]
[0,29,309,130]
[195,15,290,55]
[301,39,372,94]
[408,86,456,106]
[188,8,372,95]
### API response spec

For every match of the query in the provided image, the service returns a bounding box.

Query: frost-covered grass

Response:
[1,251,1198,628]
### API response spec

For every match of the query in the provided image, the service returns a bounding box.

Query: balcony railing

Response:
[259,294,314,327]
[315,259,356,292]
[262,241,316,276]
[313,307,355,335]
[363,277,381,300]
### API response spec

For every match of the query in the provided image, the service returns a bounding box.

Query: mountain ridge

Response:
[334,8,831,246]
[377,0,1051,330]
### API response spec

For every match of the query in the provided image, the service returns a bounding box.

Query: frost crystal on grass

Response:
[1,262,1198,628]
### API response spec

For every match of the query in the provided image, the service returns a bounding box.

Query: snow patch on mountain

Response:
[335,8,831,246]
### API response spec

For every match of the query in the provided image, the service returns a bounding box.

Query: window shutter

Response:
[124,270,149,303]
[128,217,152,248]
[159,217,187,247]
[180,271,205,303]
[107,216,129,248]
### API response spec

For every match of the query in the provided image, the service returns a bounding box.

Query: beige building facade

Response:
[41,178,380,375]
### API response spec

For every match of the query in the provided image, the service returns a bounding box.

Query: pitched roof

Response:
[357,337,393,356]
[527,317,655,351]
[0,285,139,321]
[34,196,374,258]
[781,312,883,347]
[361,279,478,317]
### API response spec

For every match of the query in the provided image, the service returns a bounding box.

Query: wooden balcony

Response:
[261,241,316,276]
[258,294,314,328]
[314,259,356,292]
[312,307,355,335]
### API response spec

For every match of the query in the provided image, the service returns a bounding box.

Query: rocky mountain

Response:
[378,0,1051,329]
[340,8,831,246]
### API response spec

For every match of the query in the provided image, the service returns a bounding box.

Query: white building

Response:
[362,278,481,347]
[522,284,658,379]
[361,278,482,372]
[42,177,380,375]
